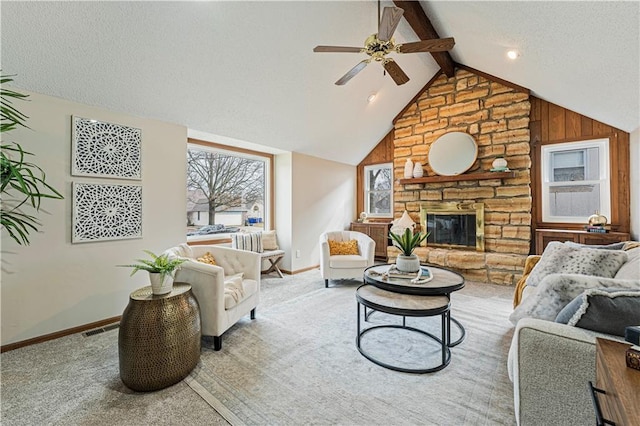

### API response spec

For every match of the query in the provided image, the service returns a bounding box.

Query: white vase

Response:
[412,162,424,178]
[492,157,508,170]
[403,159,414,178]
[149,272,174,295]
[396,254,420,272]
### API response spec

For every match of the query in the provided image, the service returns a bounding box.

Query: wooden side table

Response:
[590,338,640,425]
[535,229,630,254]
[118,283,201,392]
[351,222,391,260]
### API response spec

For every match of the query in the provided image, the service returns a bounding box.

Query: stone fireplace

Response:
[387,68,533,285]
[420,202,484,251]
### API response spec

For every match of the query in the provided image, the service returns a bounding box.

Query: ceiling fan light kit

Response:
[313,6,455,86]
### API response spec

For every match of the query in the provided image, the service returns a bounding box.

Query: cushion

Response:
[525,242,628,288]
[329,255,368,269]
[231,233,263,253]
[555,288,640,336]
[261,230,279,251]
[196,252,216,265]
[615,246,640,280]
[328,239,359,256]
[509,273,640,325]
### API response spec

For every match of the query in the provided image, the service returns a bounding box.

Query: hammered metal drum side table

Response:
[118,283,201,392]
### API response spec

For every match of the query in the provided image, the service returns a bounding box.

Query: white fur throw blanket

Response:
[509,274,640,324]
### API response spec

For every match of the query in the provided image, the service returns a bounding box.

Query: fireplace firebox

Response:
[420,202,485,251]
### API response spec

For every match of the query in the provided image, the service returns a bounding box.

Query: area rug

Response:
[187,271,516,425]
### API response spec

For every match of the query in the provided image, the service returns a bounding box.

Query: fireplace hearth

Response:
[420,202,485,251]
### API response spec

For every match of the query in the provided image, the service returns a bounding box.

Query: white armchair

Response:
[319,230,375,288]
[163,244,261,351]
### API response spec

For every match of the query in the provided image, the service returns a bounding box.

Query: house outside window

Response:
[541,138,610,223]
[187,142,271,240]
[364,163,393,217]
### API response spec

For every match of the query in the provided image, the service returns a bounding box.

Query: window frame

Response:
[187,138,274,244]
[540,138,610,224]
[363,163,394,218]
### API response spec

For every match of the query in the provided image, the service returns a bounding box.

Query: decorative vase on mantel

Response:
[149,273,174,295]
[412,161,424,178]
[404,159,414,178]
[491,156,509,172]
[396,254,421,273]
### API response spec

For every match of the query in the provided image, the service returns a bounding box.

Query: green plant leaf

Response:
[1,73,64,245]
[389,227,430,256]
[118,251,187,277]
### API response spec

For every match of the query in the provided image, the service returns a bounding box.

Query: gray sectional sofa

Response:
[507,242,640,425]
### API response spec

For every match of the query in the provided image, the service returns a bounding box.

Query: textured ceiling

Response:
[2,1,638,166]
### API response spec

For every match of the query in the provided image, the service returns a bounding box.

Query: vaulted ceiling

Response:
[2,1,638,165]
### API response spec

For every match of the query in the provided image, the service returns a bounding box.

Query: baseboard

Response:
[1,316,121,353]
[279,265,319,275]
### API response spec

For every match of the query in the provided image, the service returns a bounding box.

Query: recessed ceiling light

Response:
[367,93,377,103]
[507,50,519,60]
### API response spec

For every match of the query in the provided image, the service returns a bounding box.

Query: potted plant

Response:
[119,250,187,295]
[1,74,64,245]
[389,228,429,272]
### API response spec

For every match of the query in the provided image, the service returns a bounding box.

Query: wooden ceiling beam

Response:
[393,0,455,77]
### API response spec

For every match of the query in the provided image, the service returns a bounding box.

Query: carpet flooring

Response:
[1,268,516,425]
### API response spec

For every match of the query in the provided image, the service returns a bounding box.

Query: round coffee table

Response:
[356,284,451,373]
[363,264,466,347]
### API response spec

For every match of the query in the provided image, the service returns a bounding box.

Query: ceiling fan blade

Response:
[383,59,410,85]
[313,46,363,53]
[397,38,455,54]
[335,60,369,85]
[378,6,404,42]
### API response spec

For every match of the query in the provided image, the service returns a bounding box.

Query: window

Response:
[364,163,393,217]
[186,141,271,241]
[541,138,610,223]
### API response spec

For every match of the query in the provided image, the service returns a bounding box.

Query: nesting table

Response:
[356,264,465,373]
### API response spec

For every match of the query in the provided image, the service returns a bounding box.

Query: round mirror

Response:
[428,132,478,176]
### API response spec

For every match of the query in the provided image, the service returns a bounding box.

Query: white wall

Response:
[1,90,186,346]
[291,153,356,272]
[630,128,640,240]
[274,153,293,270]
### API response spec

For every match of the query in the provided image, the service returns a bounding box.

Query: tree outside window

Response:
[187,145,266,237]
[364,163,393,217]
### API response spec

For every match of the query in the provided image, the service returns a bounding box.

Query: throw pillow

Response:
[525,242,628,288]
[555,288,640,336]
[231,233,263,253]
[509,273,640,325]
[196,252,217,265]
[224,275,245,309]
[328,239,359,256]
[261,230,279,251]
[615,246,640,280]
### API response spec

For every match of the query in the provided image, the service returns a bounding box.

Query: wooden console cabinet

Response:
[592,338,640,425]
[350,222,391,261]
[535,229,630,254]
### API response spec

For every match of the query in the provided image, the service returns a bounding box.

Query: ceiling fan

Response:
[313,4,454,86]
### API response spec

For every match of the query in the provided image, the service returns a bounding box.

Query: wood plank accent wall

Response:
[529,96,630,240]
[356,129,395,218]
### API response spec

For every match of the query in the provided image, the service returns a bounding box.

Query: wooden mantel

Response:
[398,171,515,185]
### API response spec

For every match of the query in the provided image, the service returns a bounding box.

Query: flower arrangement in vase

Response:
[119,250,187,295]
